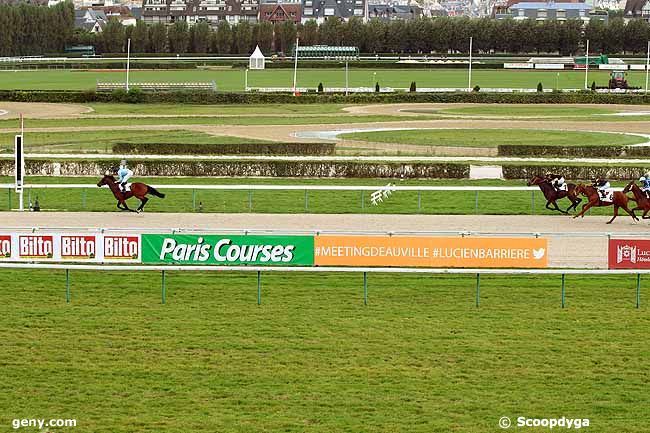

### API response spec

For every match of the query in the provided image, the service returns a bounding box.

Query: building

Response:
[142,0,259,25]
[496,1,606,23]
[367,4,422,19]
[301,0,366,23]
[74,8,107,32]
[259,0,301,23]
[624,0,650,19]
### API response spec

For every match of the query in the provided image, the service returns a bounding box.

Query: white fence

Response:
[0,262,644,308]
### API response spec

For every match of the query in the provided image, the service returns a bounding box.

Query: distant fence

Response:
[0,262,644,309]
[0,183,611,214]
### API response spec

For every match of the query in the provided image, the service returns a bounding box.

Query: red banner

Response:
[608,239,650,269]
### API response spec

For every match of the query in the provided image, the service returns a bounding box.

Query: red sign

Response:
[19,235,54,259]
[608,239,650,269]
[0,235,11,259]
[104,236,139,260]
[61,235,97,259]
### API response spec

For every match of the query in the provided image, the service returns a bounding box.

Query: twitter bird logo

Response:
[533,248,546,260]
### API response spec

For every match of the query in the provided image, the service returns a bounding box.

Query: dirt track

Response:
[0,102,92,119]
[2,212,648,269]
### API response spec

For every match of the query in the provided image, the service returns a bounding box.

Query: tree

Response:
[276,20,297,54]
[131,20,149,53]
[300,19,319,46]
[603,17,624,54]
[254,20,273,53]
[102,18,125,53]
[214,20,233,54]
[584,18,606,54]
[148,23,167,53]
[191,21,211,53]
[233,21,253,54]
[342,17,365,50]
[319,17,343,46]
[624,19,649,54]
[364,19,385,53]
[168,20,189,53]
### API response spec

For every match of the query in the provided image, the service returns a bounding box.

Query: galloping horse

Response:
[527,175,581,214]
[573,183,638,224]
[97,174,165,212]
[623,180,650,219]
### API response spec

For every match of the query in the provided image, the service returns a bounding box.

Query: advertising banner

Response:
[314,236,548,268]
[608,239,650,269]
[0,233,141,263]
[141,234,314,265]
[504,63,534,69]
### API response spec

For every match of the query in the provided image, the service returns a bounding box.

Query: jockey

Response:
[640,175,650,198]
[113,160,133,194]
[592,177,610,200]
[545,172,565,191]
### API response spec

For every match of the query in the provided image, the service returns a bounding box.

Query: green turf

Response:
[0,114,418,129]
[338,129,645,148]
[434,105,617,117]
[1,68,648,91]
[0,269,646,433]
[86,103,346,115]
[0,130,272,153]
[0,176,632,217]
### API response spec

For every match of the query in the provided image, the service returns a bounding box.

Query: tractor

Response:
[608,71,629,89]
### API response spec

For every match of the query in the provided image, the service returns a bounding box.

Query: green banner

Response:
[142,234,314,265]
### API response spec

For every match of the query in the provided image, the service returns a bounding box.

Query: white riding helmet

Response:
[120,159,127,167]
[641,176,646,182]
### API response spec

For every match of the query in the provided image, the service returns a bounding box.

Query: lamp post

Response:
[584,39,589,90]
[468,36,473,92]
[125,38,131,92]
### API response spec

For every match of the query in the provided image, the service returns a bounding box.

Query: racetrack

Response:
[3,212,648,269]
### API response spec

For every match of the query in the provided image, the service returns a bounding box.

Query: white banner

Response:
[599,64,628,70]
[534,63,565,70]
[630,64,648,71]
[504,63,534,69]
[0,233,141,263]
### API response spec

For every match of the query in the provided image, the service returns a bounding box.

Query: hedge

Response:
[260,61,505,69]
[112,142,335,156]
[498,145,650,159]
[3,89,650,105]
[503,165,650,181]
[0,160,469,179]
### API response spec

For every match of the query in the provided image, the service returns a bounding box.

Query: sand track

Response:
[2,212,648,269]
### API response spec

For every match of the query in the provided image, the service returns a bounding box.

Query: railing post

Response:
[561,273,565,308]
[637,273,641,309]
[474,191,479,215]
[65,269,70,303]
[475,273,480,308]
[363,271,368,306]
[257,271,261,305]
[161,270,166,304]
[192,189,196,212]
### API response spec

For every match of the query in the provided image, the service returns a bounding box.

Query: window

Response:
[517,8,524,16]
[304,7,312,14]
[354,7,362,14]
[556,9,565,18]
[324,7,334,14]
[305,0,311,4]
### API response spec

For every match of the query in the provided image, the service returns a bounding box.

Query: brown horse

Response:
[527,175,581,214]
[97,174,165,212]
[573,183,638,224]
[623,180,650,219]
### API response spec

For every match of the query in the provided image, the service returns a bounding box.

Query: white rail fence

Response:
[0,183,613,214]
[0,262,644,308]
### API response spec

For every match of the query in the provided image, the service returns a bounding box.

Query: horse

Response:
[623,180,650,219]
[573,183,638,224]
[527,175,581,214]
[97,174,165,213]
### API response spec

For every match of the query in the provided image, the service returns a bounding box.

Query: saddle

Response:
[599,189,614,203]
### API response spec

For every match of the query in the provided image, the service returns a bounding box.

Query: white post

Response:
[245,68,248,91]
[584,39,589,90]
[16,113,24,211]
[345,60,349,96]
[468,37,473,92]
[292,37,299,96]
[126,38,131,92]
[645,40,649,94]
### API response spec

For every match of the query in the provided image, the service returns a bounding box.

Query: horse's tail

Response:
[147,185,165,199]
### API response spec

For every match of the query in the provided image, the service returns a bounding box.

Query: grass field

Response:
[1,68,647,91]
[0,269,647,432]
[338,129,645,148]
[0,130,272,153]
[0,176,633,217]
[434,105,619,117]
[86,103,347,116]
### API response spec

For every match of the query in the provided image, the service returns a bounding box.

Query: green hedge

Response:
[498,145,650,158]
[503,164,649,180]
[0,160,469,179]
[3,89,650,105]
[260,61,505,69]
[112,142,335,156]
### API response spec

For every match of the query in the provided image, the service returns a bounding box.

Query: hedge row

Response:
[112,142,335,156]
[498,145,650,159]
[260,61,505,70]
[3,90,650,105]
[503,165,650,181]
[0,160,469,179]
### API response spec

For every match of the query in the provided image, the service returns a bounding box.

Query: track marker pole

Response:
[636,274,641,309]
[475,273,480,308]
[561,273,565,308]
[363,272,368,306]
[257,271,261,305]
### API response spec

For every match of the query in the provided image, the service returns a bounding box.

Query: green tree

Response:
[168,20,189,53]
[584,18,606,54]
[102,18,125,53]
[276,20,297,54]
[254,20,274,53]
[130,20,149,53]
[624,19,649,54]
[342,17,365,50]
[233,21,253,54]
[364,19,385,53]
[148,22,167,53]
[191,21,211,53]
[214,20,233,54]
[603,17,624,53]
[300,19,319,45]
[320,17,343,46]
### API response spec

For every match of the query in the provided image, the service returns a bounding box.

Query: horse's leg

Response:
[607,205,620,224]
[121,200,137,213]
[574,200,595,219]
[137,197,148,212]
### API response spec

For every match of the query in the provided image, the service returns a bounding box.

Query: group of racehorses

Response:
[528,175,650,224]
